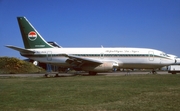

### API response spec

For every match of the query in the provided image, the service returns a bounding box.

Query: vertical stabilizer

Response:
[17,17,54,49]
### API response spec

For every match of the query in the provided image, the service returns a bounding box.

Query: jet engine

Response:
[82,61,118,72]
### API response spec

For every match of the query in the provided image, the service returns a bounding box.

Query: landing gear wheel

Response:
[55,74,59,77]
[152,70,157,74]
[44,74,50,77]
[89,71,97,75]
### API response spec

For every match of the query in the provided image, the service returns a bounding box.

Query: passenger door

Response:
[47,51,52,61]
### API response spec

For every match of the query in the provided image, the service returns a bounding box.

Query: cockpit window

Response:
[165,54,169,57]
[160,53,168,57]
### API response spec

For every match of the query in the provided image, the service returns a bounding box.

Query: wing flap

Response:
[65,54,103,65]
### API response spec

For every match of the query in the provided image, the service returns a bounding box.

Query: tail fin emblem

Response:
[28,31,37,41]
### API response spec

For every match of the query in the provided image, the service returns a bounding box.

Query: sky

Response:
[0,0,180,59]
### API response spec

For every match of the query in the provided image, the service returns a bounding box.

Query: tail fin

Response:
[17,17,54,49]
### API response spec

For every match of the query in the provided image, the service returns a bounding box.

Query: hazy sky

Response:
[0,0,180,58]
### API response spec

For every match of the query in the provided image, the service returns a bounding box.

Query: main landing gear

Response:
[88,71,97,75]
[149,69,157,74]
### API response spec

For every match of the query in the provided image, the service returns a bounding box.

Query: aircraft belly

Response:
[121,63,163,69]
[118,58,164,69]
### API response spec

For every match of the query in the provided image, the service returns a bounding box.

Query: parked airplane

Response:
[6,17,177,75]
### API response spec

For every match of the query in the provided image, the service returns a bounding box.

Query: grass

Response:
[0,74,180,111]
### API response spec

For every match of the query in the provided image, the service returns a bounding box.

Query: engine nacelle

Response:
[82,62,116,72]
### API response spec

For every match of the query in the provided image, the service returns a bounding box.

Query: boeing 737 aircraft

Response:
[6,17,177,75]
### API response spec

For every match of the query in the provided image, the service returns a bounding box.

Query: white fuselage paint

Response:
[21,47,175,69]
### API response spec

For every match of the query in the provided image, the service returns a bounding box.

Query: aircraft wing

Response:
[64,54,103,65]
[6,45,35,54]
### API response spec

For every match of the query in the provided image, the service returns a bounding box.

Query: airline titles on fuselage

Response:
[105,50,139,53]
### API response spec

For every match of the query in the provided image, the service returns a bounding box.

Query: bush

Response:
[0,57,45,74]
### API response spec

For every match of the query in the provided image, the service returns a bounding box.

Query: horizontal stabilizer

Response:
[6,45,35,53]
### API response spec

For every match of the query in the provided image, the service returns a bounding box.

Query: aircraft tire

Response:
[89,71,97,75]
